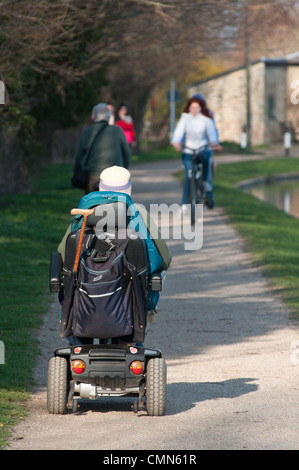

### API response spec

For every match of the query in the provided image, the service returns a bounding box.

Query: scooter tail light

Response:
[71,359,86,374]
[130,361,144,375]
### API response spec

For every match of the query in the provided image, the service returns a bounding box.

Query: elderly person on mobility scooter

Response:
[48,166,171,415]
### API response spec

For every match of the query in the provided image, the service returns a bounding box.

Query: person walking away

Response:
[115,104,136,150]
[171,97,220,210]
[72,103,131,193]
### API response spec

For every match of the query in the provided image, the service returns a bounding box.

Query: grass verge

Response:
[0,163,82,448]
[214,156,299,315]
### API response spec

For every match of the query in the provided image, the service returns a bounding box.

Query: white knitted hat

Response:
[99,166,132,195]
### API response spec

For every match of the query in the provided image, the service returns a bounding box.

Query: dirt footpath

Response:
[7,159,299,450]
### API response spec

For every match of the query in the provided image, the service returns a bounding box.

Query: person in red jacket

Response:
[115,104,136,150]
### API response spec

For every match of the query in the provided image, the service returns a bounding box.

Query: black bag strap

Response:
[81,121,108,169]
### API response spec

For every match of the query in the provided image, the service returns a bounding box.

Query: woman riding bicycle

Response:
[171,97,221,210]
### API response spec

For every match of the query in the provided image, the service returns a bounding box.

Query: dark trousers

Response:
[181,148,212,205]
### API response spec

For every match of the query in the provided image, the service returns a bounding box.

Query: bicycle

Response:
[184,145,213,226]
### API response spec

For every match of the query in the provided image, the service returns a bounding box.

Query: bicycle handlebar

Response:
[183,144,211,154]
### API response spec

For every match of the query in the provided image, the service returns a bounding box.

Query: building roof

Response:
[190,52,299,87]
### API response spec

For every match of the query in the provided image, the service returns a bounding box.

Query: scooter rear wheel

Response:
[47,356,69,414]
[146,357,167,416]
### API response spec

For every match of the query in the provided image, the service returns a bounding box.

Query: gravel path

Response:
[6,158,299,450]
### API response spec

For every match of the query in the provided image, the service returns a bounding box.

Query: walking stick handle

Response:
[71,208,95,273]
[70,208,95,217]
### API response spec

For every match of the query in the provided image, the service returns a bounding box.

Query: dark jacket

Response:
[73,121,131,175]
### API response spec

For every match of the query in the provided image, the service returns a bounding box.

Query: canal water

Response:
[244,179,299,219]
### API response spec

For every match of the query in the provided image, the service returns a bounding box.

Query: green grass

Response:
[0,163,82,448]
[131,145,179,164]
[214,157,299,315]
[1,147,299,447]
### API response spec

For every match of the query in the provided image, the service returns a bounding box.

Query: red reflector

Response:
[130,361,144,375]
[71,360,86,374]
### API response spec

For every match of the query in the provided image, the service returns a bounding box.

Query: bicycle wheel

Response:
[189,172,197,226]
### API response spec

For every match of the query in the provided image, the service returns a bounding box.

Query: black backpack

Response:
[60,229,147,343]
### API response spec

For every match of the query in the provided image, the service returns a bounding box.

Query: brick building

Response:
[188,52,299,146]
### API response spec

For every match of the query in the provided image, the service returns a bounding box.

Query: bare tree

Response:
[1,0,299,191]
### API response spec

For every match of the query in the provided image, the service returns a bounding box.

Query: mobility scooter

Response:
[48,197,167,416]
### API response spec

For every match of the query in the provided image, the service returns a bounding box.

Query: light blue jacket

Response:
[70,191,166,309]
[71,191,163,274]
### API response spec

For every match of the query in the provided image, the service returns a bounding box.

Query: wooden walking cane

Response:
[70,208,95,273]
